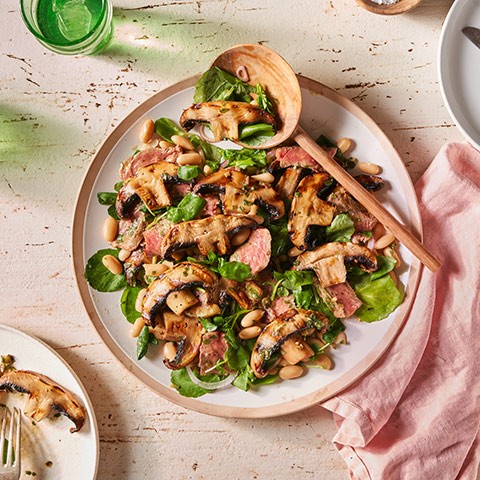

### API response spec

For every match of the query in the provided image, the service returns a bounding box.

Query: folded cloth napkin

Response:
[321,142,480,480]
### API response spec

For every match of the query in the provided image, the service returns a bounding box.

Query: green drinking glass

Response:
[20,0,113,55]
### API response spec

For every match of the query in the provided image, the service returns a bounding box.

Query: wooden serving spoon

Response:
[212,44,441,272]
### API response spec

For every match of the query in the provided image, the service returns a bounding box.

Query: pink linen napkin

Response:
[321,142,480,480]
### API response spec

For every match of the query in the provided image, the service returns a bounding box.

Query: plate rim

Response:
[0,324,100,478]
[438,0,480,150]
[72,74,422,418]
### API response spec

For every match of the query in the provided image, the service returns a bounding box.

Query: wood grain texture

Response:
[0,0,463,478]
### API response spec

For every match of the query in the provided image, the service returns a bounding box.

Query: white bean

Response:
[203,165,213,176]
[279,365,305,380]
[177,152,203,166]
[135,288,147,313]
[102,217,118,242]
[336,137,351,154]
[313,354,333,370]
[231,228,251,247]
[333,331,347,346]
[251,172,275,183]
[159,140,173,149]
[130,317,145,338]
[240,309,264,328]
[374,233,396,250]
[102,255,123,275]
[118,248,130,262]
[383,245,402,269]
[358,162,381,175]
[139,119,155,144]
[163,342,177,361]
[171,135,194,151]
[238,326,262,340]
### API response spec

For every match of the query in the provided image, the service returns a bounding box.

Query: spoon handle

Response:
[294,126,441,272]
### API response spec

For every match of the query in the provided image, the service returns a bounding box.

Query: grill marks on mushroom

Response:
[142,263,218,327]
[194,168,285,220]
[180,101,277,142]
[159,214,259,260]
[116,162,182,219]
[288,173,336,251]
[0,370,86,433]
[250,309,328,378]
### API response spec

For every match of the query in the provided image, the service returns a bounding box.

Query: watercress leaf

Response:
[225,345,250,371]
[353,274,404,322]
[170,368,209,398]
[165,193,206,223]
[97,192,117,205]
[263,217,291,257]
[199,317,218,332]
[148,333,159,345]
[274,270,314,291]
[322,317,346,344]
[195,67,253,103]
[370,254,397,280]
[217,259,251,281]
[325,213,355,242]
[85,249,127,292]
[136,325,150,360]
[232,369,250,391]
[107,204,119,220]
[249,373,279,386]
[177,165,201,181]
[154,117,186,141]
[294,288,313,310]
[254,83,274,113]
[199,140,224,171]
[222,148,267,170]
[114,181,124,192]
[120,286,143,324]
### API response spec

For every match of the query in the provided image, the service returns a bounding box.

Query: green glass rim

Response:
[20,0,110,48]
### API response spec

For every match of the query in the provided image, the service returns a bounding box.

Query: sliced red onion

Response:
[236,65,250,82]
[186,366,236,390]
[198,124,217,143]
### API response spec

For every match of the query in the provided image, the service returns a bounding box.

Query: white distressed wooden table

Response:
[0,0,463,478]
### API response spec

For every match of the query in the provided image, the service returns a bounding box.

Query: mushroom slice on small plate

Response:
[250,309,329,378]
[288,173,336,251]
[0,369,86,433]
[142,262,218,327]
[180,101,277,142]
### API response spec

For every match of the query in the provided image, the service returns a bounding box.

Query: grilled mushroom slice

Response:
[180,101,277,142]
[250,309,328,378]
[355,174,384,192]
[288,173,336,251]
[294,242,378,274]
[116,162,181,218]
[159,214,259,260]
[0,370,86,433]
[142,262,218,327]
[150,311,203,370]
[194,168,285,220]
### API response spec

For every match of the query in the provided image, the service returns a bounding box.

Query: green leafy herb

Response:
[114,181,124,192]
[177,165,201,181]
[136,325,150,360]
[85,249,127,292]
[199,317,218,332]
[325,213,355,242]
[97,192,117,205]
[254,83,274,113]
[170,368,209,398]
[107,204,119,220]
[199,140,224,171]
[322,317,346,344]
[164,193,206,223]
[222,148,267,170]
[239,123,275,146]
[188,252,251,282]
[262,216,291,256]
[225,344,250,371]
[120,286,143,324]
[351,272,404,323]
[316,134,356,169]
[155,117,188,142]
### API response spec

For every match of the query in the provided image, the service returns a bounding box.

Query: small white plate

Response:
[0,325,99,479]
[73,75,422,418]
[439,0,480,150]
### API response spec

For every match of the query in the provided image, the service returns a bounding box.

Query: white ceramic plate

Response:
[439,0,480,150]
[0,325,99,479]
[73,75,422,418]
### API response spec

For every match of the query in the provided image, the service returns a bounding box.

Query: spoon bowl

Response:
[212,44,301,149]
[212,44,441,272]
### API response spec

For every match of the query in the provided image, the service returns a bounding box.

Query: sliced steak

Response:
[143,218,175,257]
[111,207,147,252]
[200,194,222,217]
[320,281,362,318]
[265,294,295,322]
[230,227,272,276]
[198,331,230,375]
[327,186,377,232]
[272,146,336,172]
[120,146,183,181]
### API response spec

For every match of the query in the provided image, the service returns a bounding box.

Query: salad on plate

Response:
[85,67,404,398]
